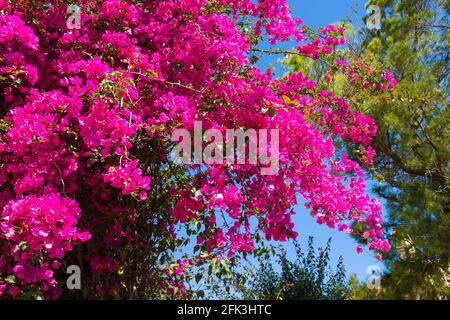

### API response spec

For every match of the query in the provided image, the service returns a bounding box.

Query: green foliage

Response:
[243,237,350,300]
[289,0,449,299]
[347,274,380,300]
[353,0,449,300]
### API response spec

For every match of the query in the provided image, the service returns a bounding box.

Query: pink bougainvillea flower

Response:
[0,0,394,299]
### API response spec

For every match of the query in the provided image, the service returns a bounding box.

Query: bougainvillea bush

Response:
[0,0,394,299]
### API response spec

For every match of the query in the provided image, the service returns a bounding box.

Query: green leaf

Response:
[268,107,276,117]
[6,275,16,284]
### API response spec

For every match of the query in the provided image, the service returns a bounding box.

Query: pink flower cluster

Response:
[0,194,90,297]
[103,160,151,199]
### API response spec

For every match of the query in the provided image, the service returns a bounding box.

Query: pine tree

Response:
[288,0,449,299]
[345,0,448,298]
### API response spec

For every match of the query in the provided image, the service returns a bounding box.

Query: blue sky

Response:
[257,0,370,75]
[259,0,385,282]
[290,0,368,29]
